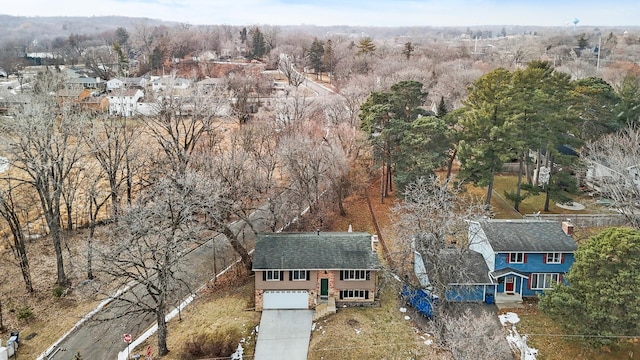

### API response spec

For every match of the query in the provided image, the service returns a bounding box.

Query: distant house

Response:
[468,220,576,302]
[106,77,148,92]
[81,95,109,113]
[57,88,91,106]
[586,161,640,192]
[151,77,191,92]
[252,232,381,311]
[108,88,144,117]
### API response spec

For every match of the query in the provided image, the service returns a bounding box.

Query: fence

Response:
[522,213,629,227]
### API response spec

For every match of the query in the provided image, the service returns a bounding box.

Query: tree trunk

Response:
[446,146,458,179]
[380,163,385,203]
[386,162,393,193]
[65,201,74,230]
[221,226,252,270]
[485,169,494,209]
[3,209,34,293]
[544,156,554,212]
[0,298,4,331]
[157,307,169,356]
[337,180,346,217]
[47,213,68,286]
[515,152,524,212]
[535,148,542,186]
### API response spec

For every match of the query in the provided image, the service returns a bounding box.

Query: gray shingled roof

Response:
[423,249,493,284]
[479,220,577,252]
[252,232,381,270]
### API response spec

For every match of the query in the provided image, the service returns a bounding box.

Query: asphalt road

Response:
[46,205,273,360]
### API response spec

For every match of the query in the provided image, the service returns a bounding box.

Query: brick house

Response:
[252,232,382,311]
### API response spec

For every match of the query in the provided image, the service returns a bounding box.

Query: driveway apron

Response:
[254,310,314,360]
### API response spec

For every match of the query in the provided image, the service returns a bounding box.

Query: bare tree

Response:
[274,87,316,130]
[439,307,513,360]
[393,176,491,354]
[278,127,332,215]
[0,75,88,286]
[96,172,222,356]
[85,117,140,220]
[143,83,228,175]
[0,180,34,292]
[277,53,305,87]
[583,125,640,228]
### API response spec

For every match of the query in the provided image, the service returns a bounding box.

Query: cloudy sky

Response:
[2,0,637,27]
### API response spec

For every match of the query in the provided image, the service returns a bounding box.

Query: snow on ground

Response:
[500,312,538,359]
[231,343,244,360]
[399,307,407,313]
[404,315,411,320]
[499,312,520,325]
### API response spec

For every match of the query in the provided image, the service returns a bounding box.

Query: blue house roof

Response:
[479,220,577,252]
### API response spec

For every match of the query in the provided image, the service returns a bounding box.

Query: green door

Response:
[320,278,329,298]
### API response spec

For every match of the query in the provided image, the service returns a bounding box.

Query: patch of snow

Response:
[404,315,411,320]
[499,312,520,326]
[399,307,407,313]
[506,332,538,360]
[0,157,8,173]
[424,339,433,346]
[231,343,244,360]
[354,328,361,334]
[311,323,316,331]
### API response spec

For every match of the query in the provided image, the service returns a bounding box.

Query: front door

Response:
[505,277,515,292]
[320,278,329,298]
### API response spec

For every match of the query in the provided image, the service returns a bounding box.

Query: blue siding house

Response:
[468,220,577,302]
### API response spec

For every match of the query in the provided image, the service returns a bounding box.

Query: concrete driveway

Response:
[254,310,314,360]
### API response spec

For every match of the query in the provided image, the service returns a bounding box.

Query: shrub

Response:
[17,306,34,321]
[53,286,65,298]
[180,328,243,359]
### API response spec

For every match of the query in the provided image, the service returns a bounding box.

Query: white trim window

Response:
[339,290,369,300]
[265,270,280,281]
[509,252,524,264]
[531,273,560,289]
[341,270,370,281]
[546,253,562,264]
[291,270,308,281]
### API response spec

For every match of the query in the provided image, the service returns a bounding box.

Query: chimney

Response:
[371,235,379,252]
[562,220,574,236]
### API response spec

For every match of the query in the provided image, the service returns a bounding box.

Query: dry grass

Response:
[308,273,437,360]
[507,303,640,360]
[133,274,261,359]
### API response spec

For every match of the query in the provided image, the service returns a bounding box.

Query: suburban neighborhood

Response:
[0,5,639,360]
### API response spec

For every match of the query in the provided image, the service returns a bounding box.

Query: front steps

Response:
[313,297,336,321]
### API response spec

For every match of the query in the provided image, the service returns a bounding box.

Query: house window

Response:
[339,290,369,300]
[341,270,370,281]
[509,252,524,264]
[291,270,309,281]
[265,270,280,281]
[530,273,560,289]
[546,253,562,264]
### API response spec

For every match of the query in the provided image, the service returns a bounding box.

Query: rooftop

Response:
[252,232,381,271]
[477,220,577,252]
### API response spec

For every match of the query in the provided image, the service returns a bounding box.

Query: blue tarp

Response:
[401,284,436,318]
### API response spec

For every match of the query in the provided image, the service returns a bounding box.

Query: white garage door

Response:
[263,290,309,309]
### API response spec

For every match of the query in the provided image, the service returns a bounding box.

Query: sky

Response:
[1,0,638,27]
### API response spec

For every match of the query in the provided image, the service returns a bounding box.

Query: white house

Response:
[107,77,148,92]
[108,89,144,117]
[151,77,191,92]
